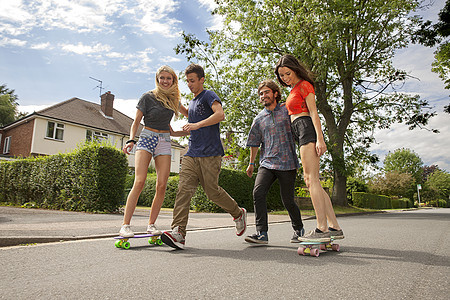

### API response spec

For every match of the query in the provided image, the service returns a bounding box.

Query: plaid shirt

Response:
[246,104,299,170]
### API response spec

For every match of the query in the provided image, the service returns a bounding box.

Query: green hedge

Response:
[0,142,128,213]
[391,197,413,209]
[127,168,285,213]
[353,192,414,209]
[353,192,392,209]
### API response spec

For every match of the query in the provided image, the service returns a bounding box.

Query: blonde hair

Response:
[152,65,181,116]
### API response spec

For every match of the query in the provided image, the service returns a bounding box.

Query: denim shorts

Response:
[136,128,171,157]
[291,116,317,147]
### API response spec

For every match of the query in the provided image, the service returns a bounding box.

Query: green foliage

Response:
[127,168,286,213]
[423,169,450,206]
[353,192,392,209]
[383,148,424,184]
[0,142,128,212]
[346,177,369,204]
[391,197,414,209]
[369,170,415,199]
[175,0,433,206]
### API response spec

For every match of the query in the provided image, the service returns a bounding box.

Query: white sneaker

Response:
[119,225,134,238]
[147,224,162,235]
[233,207,247,236]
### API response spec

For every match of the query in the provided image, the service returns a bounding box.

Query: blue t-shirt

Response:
[185,90,224,157]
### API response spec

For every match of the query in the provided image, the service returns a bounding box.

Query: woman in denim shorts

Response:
[275,55,344,242]
[119,66,189,238]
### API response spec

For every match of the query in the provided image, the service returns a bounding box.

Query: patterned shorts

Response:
[136,129,171,157]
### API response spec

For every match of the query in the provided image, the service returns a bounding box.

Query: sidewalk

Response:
[0,206,298,247]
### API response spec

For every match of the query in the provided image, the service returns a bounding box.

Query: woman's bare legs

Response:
[148,155,171,225]
[300,143,341,231]
[122,150,152,225]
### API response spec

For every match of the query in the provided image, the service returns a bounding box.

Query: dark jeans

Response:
[253,167,303,233]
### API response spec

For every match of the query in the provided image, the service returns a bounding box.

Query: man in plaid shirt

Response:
[245,79,305,244]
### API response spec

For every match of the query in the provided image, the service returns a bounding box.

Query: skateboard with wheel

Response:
[114,233,163,249]
[297,239,340,257]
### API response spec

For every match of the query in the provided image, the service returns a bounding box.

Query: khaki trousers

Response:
[171,156,241,236]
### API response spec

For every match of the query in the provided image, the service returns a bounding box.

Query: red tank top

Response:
[285,80,315,115]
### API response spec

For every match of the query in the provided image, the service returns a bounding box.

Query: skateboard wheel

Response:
[332,244,340,252]
[157,239,163,246]
[115,241,121,248]
[311,248,320,257]
[297,247,305,255]
[149,239,155,245]
[122,241,130,249]
[320,244,326,251]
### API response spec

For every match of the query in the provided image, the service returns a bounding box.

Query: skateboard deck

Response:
[114,233,163,249]
[297,240,340,257]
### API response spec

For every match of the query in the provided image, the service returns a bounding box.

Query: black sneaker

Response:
[328,227,345,239]
[245,232,268,244]
[290,228,305,243]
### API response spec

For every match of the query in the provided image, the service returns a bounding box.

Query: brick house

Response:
[0,92,185,173]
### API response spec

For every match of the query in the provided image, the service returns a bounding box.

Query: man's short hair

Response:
[185,64,205,79]
[258,79,281,103]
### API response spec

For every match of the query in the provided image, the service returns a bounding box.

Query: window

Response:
[3,136,11,154]
[46,122,64,141]
[86,130,108,142]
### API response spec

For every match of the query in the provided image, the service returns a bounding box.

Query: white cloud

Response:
[371,112,450,171]
[161,56,182,63]
[60,42,112,55]
[30,42,52,50]
[0,37,27,47]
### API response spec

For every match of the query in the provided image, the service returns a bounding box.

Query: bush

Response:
[0,142,128,213]
[126,167,286,213]
[353,192,391,209]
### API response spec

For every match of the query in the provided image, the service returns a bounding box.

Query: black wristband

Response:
[126,139,136,144]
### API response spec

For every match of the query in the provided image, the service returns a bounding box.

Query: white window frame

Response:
[46,121,65,141]
[86,130,109,143]
[3,136,11,154]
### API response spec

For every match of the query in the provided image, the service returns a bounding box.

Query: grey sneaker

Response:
[245,231,268,244]
[298,229,331,243]
[329,227,345,239]
[233,208,247,236]
[161,226,185,250]
[147,224,162,235]
[119,225,134,238]
[290,228,305,243]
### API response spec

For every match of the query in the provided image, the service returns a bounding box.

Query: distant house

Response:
[0,92,185,173]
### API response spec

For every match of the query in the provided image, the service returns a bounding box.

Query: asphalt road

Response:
[1,209,449,299]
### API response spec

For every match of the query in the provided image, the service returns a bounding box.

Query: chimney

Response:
[100,91,114,118]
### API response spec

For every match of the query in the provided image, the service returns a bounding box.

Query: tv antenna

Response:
[89,76,104,97]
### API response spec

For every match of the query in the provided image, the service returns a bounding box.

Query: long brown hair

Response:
[274,54,314,88]
[152,65,181,116]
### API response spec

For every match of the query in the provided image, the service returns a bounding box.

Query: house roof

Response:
[35,97,135,136]
[2,97,185,148]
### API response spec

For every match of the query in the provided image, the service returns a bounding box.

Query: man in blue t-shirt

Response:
[161,64,247,250]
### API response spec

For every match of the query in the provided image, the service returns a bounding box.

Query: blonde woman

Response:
[120,65,188,238]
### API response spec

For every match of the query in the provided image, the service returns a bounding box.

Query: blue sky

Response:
[1,0,449,172]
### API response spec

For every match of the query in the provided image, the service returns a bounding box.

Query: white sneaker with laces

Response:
[119,225,134,238]
[234,207,247,236]
[147,224,162,235]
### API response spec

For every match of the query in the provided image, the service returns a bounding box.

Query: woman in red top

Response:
[275,54,344,242]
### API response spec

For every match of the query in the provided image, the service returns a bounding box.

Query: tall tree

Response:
[383,148,424,184]
[176,0,435,206]
[0,84,22,126]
